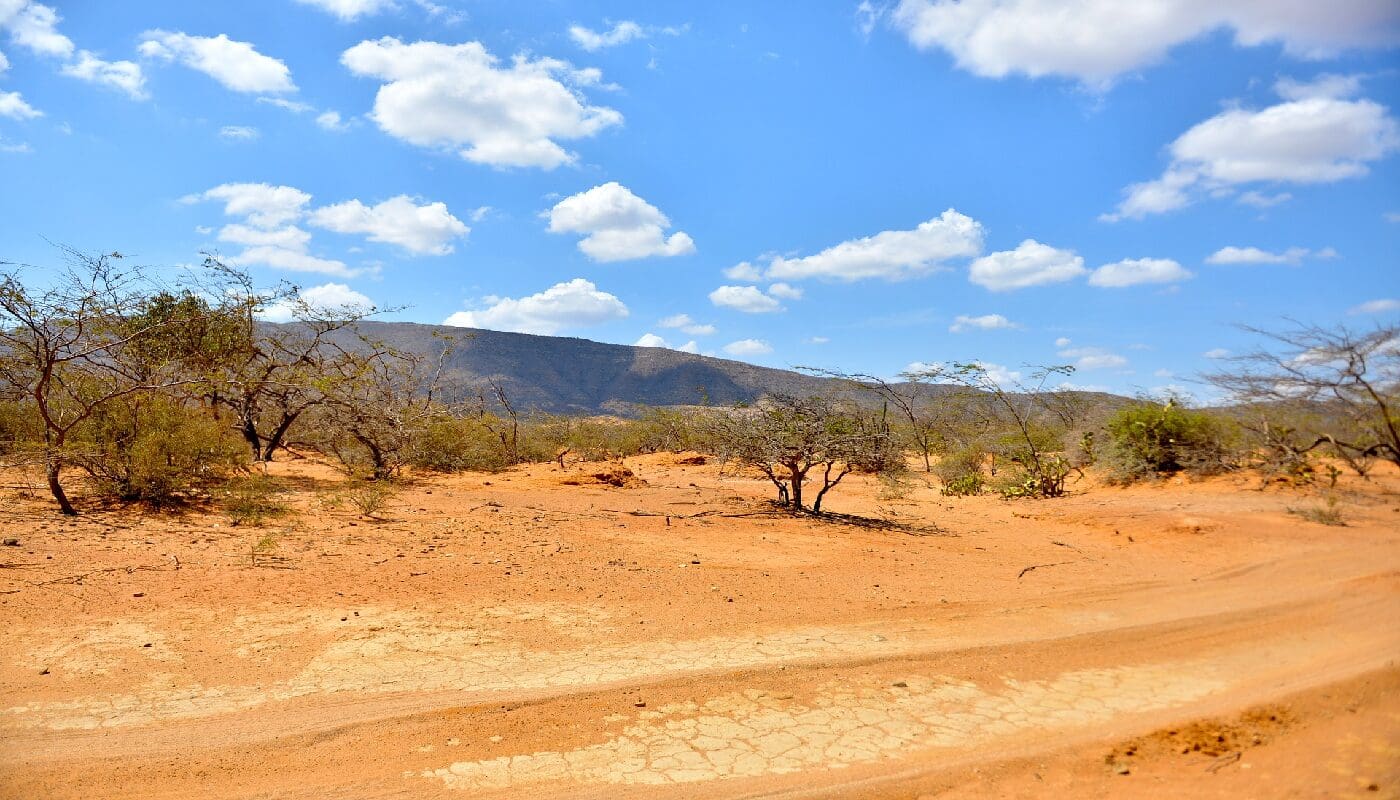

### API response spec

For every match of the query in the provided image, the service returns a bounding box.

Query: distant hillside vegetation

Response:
[329,321,836,413]
[319,321,1129,415]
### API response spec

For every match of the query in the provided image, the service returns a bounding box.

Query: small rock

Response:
[142,643,152,648]
[893,681,908,688]
[2,538,18,547]
[132,592,145,598]
[634,701,646,708]
[1113,763,1131,775]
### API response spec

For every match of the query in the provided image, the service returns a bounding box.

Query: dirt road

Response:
[2,456,1397,798]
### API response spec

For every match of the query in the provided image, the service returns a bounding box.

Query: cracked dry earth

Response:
[2,455,1399,799]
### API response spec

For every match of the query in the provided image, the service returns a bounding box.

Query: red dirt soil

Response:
[1,454,1397,799]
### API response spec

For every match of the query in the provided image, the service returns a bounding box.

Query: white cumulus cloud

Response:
[192,182,312,228]
[295,0,396,21]
[315,110,349,131]
[1088,257,1193,287]
[219,125,259,140]
[709,285,783,314]
[139,30,297,94]
[633,332,699,352]
[723,261,763,281]
[1058,345,1127,370]
[61,50,147,98]
[0,4,146,98]
[890,0,1400,87]
[766,282,803,300]
[341,37,622,169]
[658,313,716,336]
[1349,298,1400,315]
[0,89,39,119]
[443,278,628,335]
[1236,190,1292,208]
[969,239,1085,291]
[309,195,469,255]
[547,182,695,261]
[723,339,772,357]
[1104,93,1399,220]
[569,21,646,51]
[4,1,72,59]
[949,313,1017,333]
[765,209,984,281]
[1275,73,1365,101]
[1205,246,1314,265]
[259,282,375,323]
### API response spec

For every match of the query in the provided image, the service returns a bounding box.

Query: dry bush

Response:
[344,479,394,518]
[220,473,290,526]
[934,445,986,496]
[1287,495,1346,526]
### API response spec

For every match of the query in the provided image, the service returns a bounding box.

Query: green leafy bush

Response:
[409,417,512,473]
[75,398,248,506]
[940,473,984,497]
[1104,401,1236,482]
[0,399,42,456]
[933,445,986,488]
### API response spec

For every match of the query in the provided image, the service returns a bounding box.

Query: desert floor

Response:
[1,454,1397,799]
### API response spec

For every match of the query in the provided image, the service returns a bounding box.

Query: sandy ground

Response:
[0,454,1397,799]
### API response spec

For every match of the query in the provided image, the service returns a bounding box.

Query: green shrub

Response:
[940,473,984,497]
[409,417,512,472]
[0,399,42,456]
[934,444,985,484]
[1104,401,1236,482]
[75,398,248,506]
[220,473,289,526]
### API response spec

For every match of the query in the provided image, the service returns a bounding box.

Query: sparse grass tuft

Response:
[1287,495,1346,526]
[221,474,289,527]
[345,479,394,518]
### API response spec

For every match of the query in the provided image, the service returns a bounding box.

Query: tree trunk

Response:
[787,463,805,511]
[45,452,76,516]
[261,412,300,462]
[812,462,850,515]
[240,416,264,461]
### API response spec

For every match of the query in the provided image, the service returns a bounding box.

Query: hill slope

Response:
[344,321,841,414]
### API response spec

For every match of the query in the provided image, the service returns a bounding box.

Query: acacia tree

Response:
[315,334,452,480]
[703,394,898,514]
[196,259,387,462]
[0,250,227,514]
[800,367,950,473]
[1205,321,1399,471]
[905,362,1081,497]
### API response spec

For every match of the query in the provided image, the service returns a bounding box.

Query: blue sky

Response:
[2,1,1398,398]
